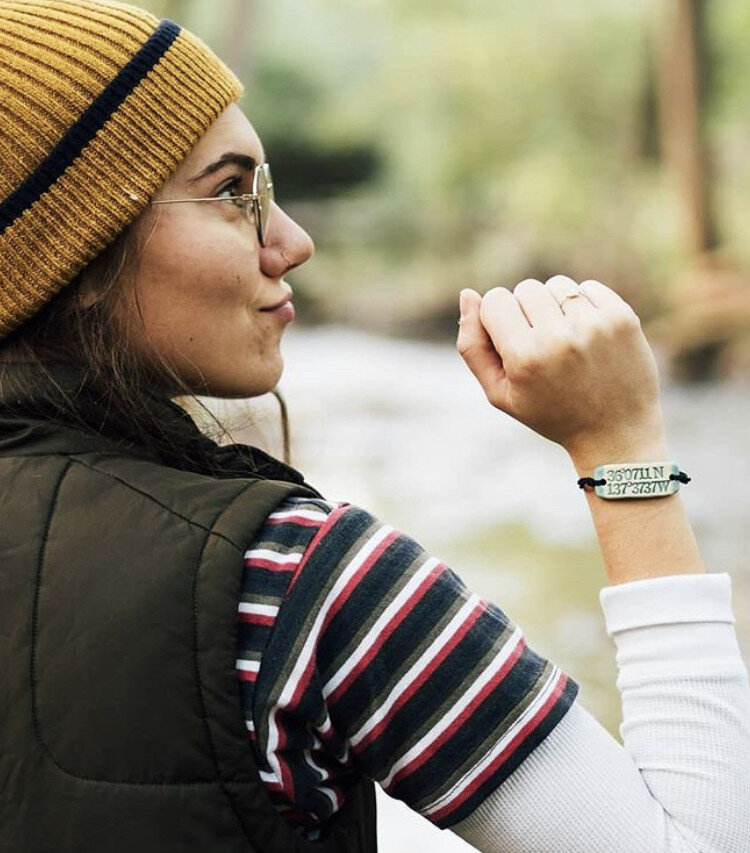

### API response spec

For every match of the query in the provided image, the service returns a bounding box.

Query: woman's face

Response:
[130,103,314,398]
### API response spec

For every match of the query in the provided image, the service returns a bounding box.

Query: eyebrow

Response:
[187,152,258,185]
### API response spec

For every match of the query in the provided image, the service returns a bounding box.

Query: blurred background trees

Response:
[145,8,750,843]
[143,0,750,379]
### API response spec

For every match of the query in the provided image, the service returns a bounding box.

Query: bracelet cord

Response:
[577,471,691,491]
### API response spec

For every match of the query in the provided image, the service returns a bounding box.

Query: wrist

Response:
[566,433,670,479]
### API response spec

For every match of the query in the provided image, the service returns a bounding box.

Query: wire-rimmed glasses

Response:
[145,162,275,247]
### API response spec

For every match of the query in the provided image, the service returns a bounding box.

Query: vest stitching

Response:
[191,481,282,848]
[67,454,250,553]
[191,485,348,850]
[30,458,74,780]
[28,458,261,788]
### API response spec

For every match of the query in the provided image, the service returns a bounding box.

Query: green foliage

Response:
[247,61,381,200]
[135,0,750,320]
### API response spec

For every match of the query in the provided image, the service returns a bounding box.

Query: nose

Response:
[261,202,315,278]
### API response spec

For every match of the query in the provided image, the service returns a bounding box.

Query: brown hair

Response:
[0,212,292,472]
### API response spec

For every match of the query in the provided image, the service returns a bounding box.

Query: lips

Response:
[260,291,293,311]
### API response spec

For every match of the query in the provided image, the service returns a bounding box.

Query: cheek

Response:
[138,216,261,321]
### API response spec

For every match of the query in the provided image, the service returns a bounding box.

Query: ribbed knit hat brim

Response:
[0,0,244,339]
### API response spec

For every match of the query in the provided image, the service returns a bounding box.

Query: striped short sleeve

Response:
[236,497,579,829]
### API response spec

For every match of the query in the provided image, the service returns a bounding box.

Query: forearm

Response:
[569,437,706,586]
[452,574,750,853]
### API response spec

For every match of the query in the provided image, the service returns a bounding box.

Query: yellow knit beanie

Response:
[0,0,244,339]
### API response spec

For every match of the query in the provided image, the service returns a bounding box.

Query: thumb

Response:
[456,288,511,410]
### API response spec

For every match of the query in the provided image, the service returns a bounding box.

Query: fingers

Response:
[544,274,597,317]
[457,288,504,377]
[457,288,512,412]
[478,285,532,351]
[578,279,639,322]
[511,278,570,328]
[581,279,641,330]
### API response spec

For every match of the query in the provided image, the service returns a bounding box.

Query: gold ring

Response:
[559,292,584,307]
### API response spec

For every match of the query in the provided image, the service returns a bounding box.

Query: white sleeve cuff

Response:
[599,572,734,635]
[598,573,747,688]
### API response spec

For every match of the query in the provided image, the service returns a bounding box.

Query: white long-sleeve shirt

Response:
[453,571,750,852]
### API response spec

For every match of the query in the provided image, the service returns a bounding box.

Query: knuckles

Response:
[508,324,595,383]
[461,277,644,382]
[480,285,513,316]
[612,308,641,333]
[508,347,545,382]
[544,274,579,290]
[590,309,640,341]
[512,278,543,298]
[578,309,640,345]
[547,328,582,355]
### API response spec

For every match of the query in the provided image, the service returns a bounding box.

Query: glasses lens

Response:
[256,163,273,245]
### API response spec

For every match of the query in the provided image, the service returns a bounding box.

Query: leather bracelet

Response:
[577,461,691,499]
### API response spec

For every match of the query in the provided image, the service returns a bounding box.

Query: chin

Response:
[213,362,284,400]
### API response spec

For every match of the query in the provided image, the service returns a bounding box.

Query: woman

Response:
[0,2,747,852]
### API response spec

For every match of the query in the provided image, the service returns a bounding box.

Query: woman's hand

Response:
[456,275,667,469]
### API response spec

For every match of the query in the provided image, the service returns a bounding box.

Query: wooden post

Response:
[656,0,717,256]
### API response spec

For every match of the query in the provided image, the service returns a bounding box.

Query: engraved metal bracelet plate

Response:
[593,461,681,500]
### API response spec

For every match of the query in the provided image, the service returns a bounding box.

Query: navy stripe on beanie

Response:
[0,20,181,236]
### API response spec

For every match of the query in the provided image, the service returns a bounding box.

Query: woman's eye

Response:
[216,177,242,200]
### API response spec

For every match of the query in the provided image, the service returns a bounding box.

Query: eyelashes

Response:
[215,176,243,198]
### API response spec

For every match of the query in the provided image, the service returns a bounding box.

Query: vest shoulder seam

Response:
[65,454,253,554]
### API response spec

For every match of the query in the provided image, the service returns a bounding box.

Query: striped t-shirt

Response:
[235,496,578,830]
